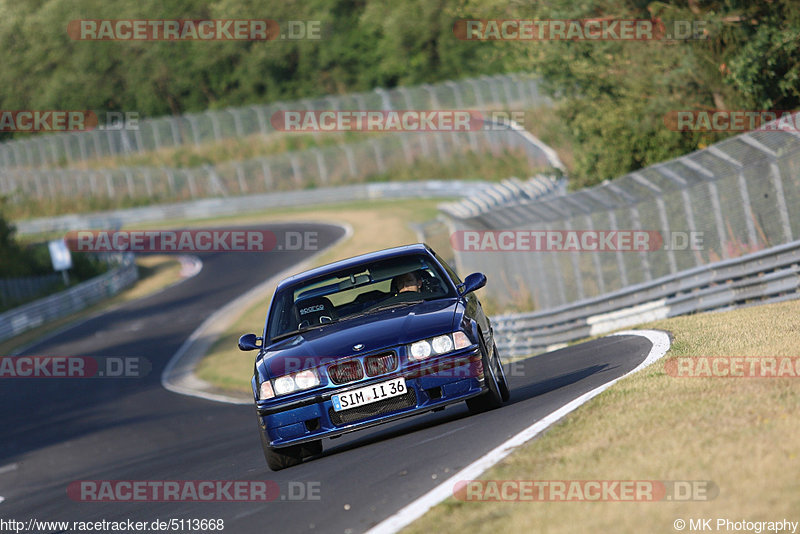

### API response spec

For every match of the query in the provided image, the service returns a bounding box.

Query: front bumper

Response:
[256,347,485,448]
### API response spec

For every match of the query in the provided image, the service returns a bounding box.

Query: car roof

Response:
[276,243,436,291]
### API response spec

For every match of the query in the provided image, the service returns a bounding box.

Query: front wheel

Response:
[259,424,322,471]
[494,342,511,402]
[466,337,504,414]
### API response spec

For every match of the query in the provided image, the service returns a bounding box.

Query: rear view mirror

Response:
[238,333,262,351]
[459,272,487,295]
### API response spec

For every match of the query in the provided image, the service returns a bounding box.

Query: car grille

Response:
[328,360,364,385]
[329,388,417,425]
[364,352,398,377]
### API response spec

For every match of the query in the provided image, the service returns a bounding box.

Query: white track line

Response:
[365,329,671,534]
[161,223,353,404]
[0,463,18,475]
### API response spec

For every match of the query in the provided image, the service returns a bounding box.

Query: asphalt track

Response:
[0,221,655,534]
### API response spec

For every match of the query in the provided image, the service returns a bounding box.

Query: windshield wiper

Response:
[366,299,423,314]
[270,322,333,343]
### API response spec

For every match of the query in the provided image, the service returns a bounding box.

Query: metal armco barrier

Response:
[492,239,800,357]
[0,256,138,344]
[446,117,800,311]
[15,180,493,235]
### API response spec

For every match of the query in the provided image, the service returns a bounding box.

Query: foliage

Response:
[0,0,797,188]
[459,0,800,187]
[0,198,106,279]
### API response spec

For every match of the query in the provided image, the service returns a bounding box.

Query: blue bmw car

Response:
[238,243,510,470]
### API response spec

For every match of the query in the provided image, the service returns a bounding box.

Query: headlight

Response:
[408,331,473,361]
[409,340,432,361]
[271,368,321,397]
[452,331,471,349]
[431,334,453,354]
[273,375,295,395]
[259,380,275,400]
[294,369,320,390]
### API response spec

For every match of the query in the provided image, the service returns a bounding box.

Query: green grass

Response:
[194,198,447,394]
[403,299,800,533]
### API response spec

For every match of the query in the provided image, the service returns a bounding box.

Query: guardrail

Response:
[1,123,557,206]
[0,273,62,309]
[14,180,493,236]
[492,239,800,357]
[0,74,546,170]
[0,256,138,344]
[446,117,800,311]
[3,179,493,346]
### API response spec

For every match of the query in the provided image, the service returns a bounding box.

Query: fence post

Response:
[104,170,115,198]
[230,109,244,138]
[422,85,446,161]
[144,168,154,197]
[209,112,222,143]
[343,144,357,178]
[185,169,198,198]
[583,214,606,296]
[187,116,201,147]
[261,159,273,190]
[629,204,653,282]
[235,162,248,193]
[290,154,303,186]
[607,210,629,290]
[252,106,268,136]
[124,169,135,197]
[370,139,386,174]
[314,149,328,185]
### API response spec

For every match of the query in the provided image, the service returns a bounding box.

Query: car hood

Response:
[260,298,460,377]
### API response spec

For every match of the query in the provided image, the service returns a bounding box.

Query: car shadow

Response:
[504,363,614,406]
[316,362,613,460]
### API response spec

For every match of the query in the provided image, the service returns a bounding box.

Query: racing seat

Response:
[418,270,443,295]
[293,296,338,329]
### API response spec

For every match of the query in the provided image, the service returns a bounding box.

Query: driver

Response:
[393,271,422,294]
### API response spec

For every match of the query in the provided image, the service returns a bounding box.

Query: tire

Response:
[466,336,504,414]
[259,423,321,471]
[493,342,511,402]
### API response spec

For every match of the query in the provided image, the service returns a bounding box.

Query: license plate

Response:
[331,377,407,412]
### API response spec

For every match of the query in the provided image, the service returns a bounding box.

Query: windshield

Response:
[266,254,454,341]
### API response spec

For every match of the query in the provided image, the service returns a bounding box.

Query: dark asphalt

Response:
[0,222,654,534]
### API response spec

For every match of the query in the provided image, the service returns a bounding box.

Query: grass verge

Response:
[402,298,800,533]
[194,198,444,393]
[0,255,183,355]
[7,147,537,221]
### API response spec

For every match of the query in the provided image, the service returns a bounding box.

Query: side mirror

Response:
[238,333,262,351]
[459,272,487,296]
